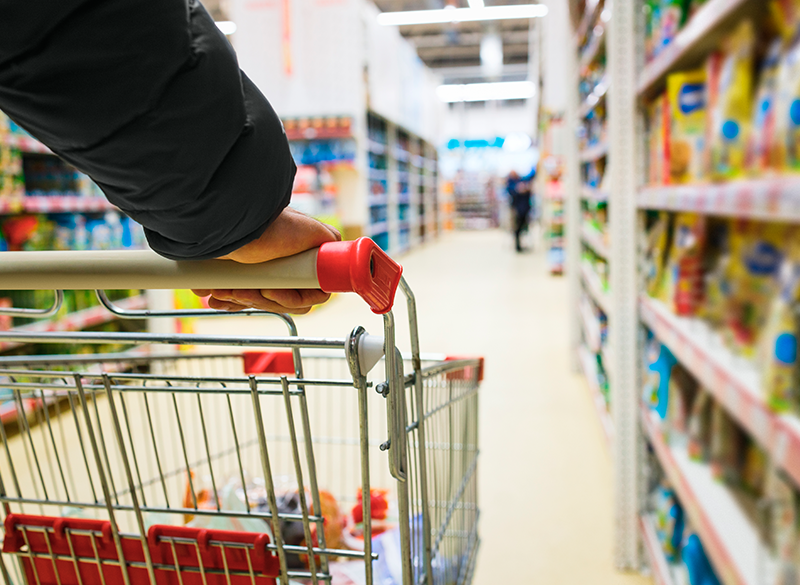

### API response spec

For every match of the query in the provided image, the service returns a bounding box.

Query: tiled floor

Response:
[200,229,651,584]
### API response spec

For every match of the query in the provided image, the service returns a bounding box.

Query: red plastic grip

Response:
[316,237,403,315]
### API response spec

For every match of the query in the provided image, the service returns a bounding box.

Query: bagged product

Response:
[648,94,669,184]
[725,221,790,357]
[644,212,671,298]
[658,0,688,54]
[709,403,744,484]
[661,212,706,316]
[698,219,730,328]
[667,69,707,183]
[708,20,756,179]
[764,467,800,584]
[773,1,800,171]
[747,39,783,173]
[759,244,800,412]
[687,389,713,461]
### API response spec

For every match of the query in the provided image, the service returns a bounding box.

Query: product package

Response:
[661,212,706,316]
[747,39,783,173]
[709,403,745,484]
[687,389,713,462]
[759,243,800,412]
[707,20,756,179]
[725,221,791,357]
[774,2,800,171]
[667,68,707,183]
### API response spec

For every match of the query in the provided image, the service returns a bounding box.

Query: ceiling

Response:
[206,0,536,84]
[373,0,535,83]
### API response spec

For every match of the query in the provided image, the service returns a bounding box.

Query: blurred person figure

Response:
[507,169,536,252]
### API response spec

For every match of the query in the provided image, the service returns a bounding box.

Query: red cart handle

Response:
[317,238,403,315]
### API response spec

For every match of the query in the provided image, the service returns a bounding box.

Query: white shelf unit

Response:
[568,0,615,484]
[561,0,800,578]
[367,113,440,253]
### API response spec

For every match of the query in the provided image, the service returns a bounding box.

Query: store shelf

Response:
[580,261,611,317]
[368,168,388,181]
[642,407,776,585]
[369,221,389,236]
[0,295,147,352]
[579,296,602,353]
[639,178,800,222]
[367,139,386,155]
[2,133,53,154]
[0,196,117,215]
[579,345,614,448]
[638,0,757,98]
[640,295,800,490]
[575,0,602,42]
[580,142,608,163]
[640,515,678,585]
[581,223,609,259]
[578,75,609,118]
[368,195,388,207]
[579,25,605,71]
[581,185,608,204]
[393,148,411,163]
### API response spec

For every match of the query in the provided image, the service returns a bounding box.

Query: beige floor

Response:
[201,229,650,585]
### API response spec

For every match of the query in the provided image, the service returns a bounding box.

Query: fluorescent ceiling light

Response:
[437,81,536,102]
[377,4,548,26]
[468,0,485,8]
[215,21,237,35]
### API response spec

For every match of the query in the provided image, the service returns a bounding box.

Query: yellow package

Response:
[725,221,792,357]
[667,69,707,183]
[708,20,755,179]
[759,240,800,412]
[645,212,671,298]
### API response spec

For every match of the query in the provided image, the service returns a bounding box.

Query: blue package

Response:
[682,534,722,585]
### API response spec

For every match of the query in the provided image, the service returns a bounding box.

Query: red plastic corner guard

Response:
[316,237,403,315]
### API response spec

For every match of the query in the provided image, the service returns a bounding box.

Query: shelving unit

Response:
[365,112,439,252]
[561,0,800,578]
[642,409,776,585]
[568,0,615,478]
[640,515,679,585]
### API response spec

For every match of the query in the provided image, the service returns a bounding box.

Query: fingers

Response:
[193,288,331,315]
[219,208,342,264]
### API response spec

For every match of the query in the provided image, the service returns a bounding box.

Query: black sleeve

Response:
[0,0,296,260]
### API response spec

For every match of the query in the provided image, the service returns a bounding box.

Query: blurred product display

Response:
[563,0,800,582]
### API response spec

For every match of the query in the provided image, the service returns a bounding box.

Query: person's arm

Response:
[0,0,338,313]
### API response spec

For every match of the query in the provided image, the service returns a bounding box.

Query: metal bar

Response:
[0,289,63,318]
[73,375,132,585]
[399,277,433,585]
[0,248,320,290]
[101,374,158,584]
[249,377,289,585]
[0,330,346,349]
[279,376,319,585]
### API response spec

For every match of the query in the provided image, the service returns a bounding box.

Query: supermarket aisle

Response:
[202,230,649,584]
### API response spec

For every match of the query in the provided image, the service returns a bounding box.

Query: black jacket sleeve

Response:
[0,0,296,260]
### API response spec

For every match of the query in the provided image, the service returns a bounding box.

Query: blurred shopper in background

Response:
[507,169,536,252]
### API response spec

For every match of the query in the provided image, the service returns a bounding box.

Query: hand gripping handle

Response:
[0,237,403,314]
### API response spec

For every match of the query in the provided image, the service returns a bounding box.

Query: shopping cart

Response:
[0,237,482,585]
